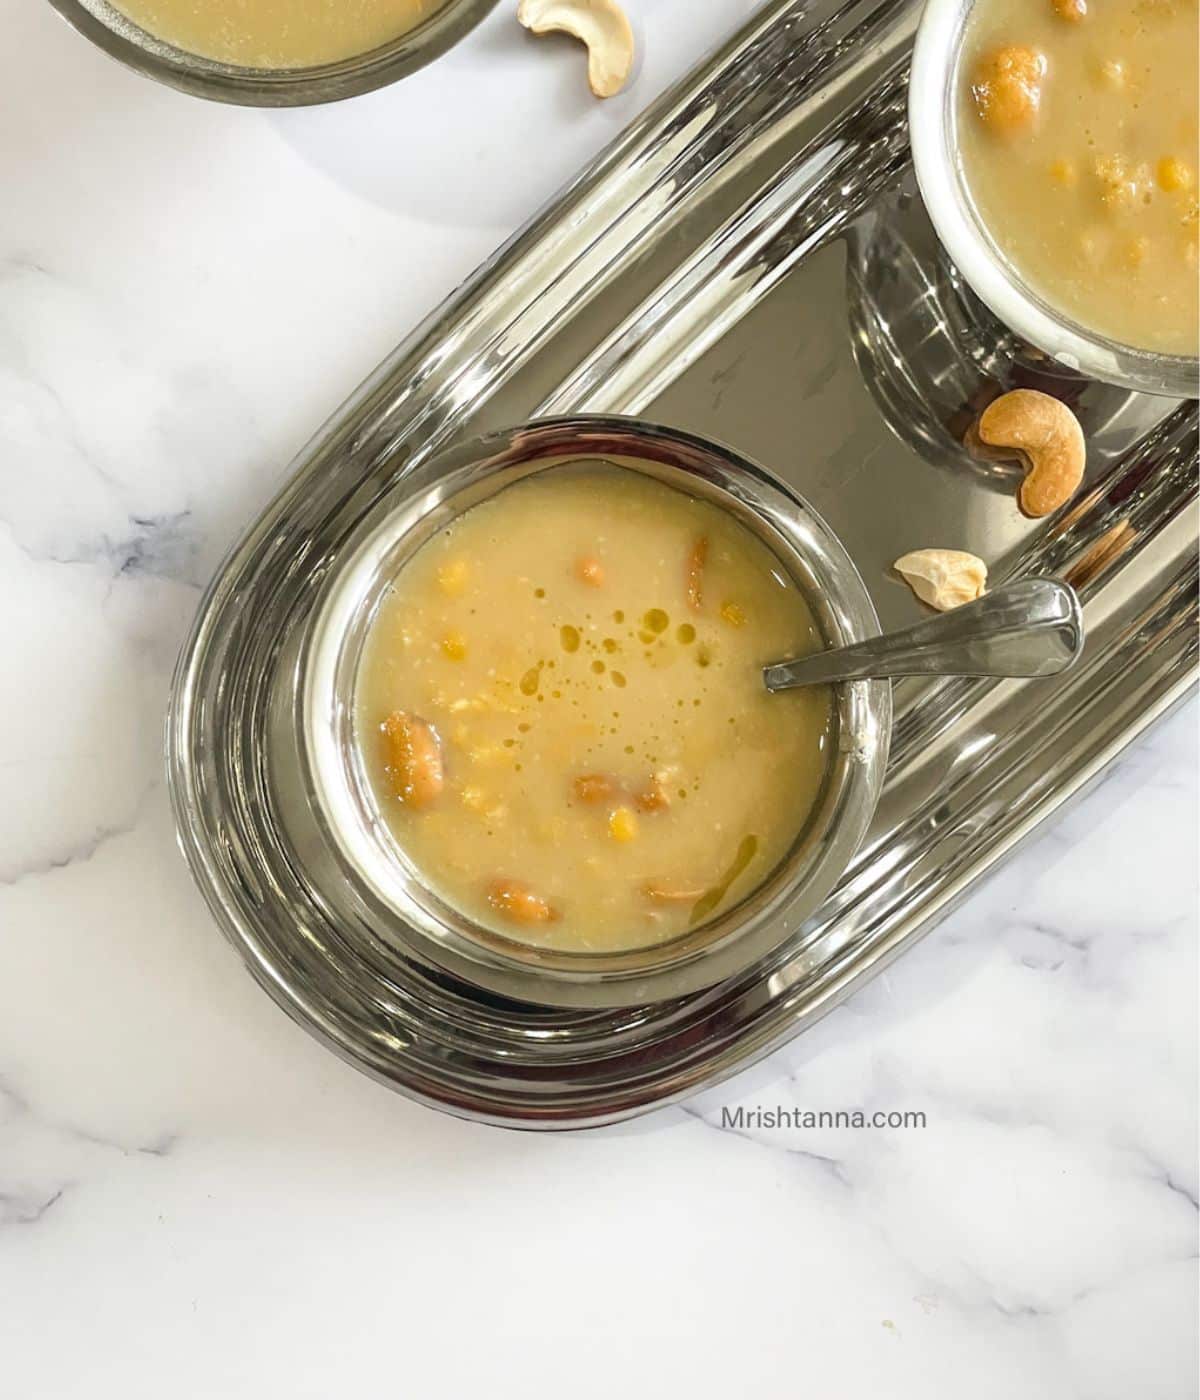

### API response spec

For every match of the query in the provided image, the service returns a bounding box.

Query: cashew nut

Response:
[1051,0,1087,21]
[517,0,634,99]
[974,389,1086,517]
[487,877,558,924]
[971,45,1047,133]
[380,711,444,809]
[894,549,988,611]
[572,772,617,804]
[643,879,706,905]
[636,766,679,812]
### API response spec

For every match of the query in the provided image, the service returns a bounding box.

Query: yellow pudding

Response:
[958,0,1199,354]
[356,468,834,953]
[110,0,446,69]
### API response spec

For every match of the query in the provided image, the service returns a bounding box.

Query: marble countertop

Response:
[2,2,1196,1395]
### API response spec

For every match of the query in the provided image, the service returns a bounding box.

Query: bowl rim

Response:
[45,0,498,106]
[909,0,1200,398]
[299,416,892,1008]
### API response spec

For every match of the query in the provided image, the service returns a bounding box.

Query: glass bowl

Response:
[300,417,890,1009]
[45,0,497,106]
[909,0,1200,399]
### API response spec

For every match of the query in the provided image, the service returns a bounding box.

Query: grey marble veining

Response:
[0,1,1195,1396]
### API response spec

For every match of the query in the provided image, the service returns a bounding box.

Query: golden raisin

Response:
[575,556,605,587]
[971,46,1048,134]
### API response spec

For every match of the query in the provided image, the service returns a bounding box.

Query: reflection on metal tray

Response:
[167,0,1199,1128]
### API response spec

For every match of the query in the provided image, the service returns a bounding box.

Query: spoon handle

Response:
[763,578,1084,691]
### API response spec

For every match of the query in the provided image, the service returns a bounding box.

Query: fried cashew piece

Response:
[635,773,671,813]
[573,772,618,804]
[971,45,1047,133]
[643,879,706,905]
[894,549,988,611]
[1051,0,1087,21]
[517,0,635,98]
[487,877,558,925]
[974,389,1086,517]
[380,711,444,809]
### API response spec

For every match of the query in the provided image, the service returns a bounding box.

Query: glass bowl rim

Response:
[299,416,892,1008]
[909,0,1200,399]
[45,0,498,106]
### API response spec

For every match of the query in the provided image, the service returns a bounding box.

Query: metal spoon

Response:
[763,578,1084,691]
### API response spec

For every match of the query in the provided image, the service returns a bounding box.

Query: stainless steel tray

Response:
[167,0,1199,1128]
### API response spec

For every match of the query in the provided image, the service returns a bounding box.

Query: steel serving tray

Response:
[167,0,1199,1127]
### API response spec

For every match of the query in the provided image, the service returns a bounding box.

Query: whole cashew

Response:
[517,0,635,98]
[974,389,1086,517]
[487,877,558,924]
[380,711,444,809]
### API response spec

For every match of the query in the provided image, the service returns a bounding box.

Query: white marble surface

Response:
[1,2,1196,1395]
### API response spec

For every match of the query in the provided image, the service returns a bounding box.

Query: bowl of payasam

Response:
[911,0,1200,395]
[302,420,890,1009]
[47,0,496,103]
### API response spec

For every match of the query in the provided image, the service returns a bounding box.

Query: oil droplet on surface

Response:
[519,667,540,696]
[690,834,760,922]
[676,622,696,644]
[643,608,669,634]
[560,625,581,653]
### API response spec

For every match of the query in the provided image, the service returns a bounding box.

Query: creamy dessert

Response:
[111,0,446,69]
[958,0,1199,354]
[356,468,833,953]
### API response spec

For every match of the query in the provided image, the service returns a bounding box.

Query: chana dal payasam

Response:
[959,0,1199,354]
[110,0,447,68]
[356,469,834,953]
